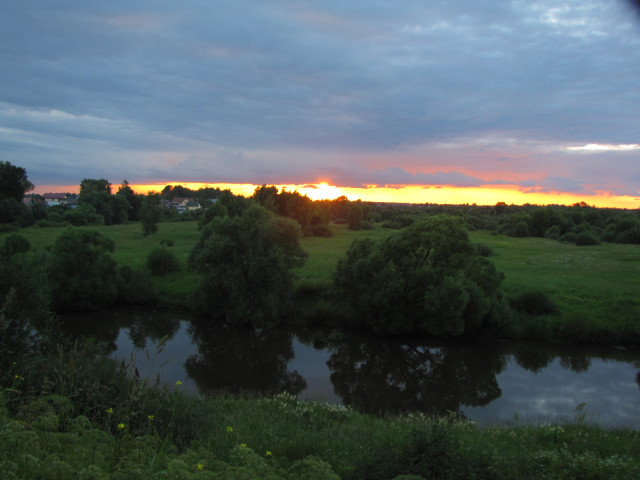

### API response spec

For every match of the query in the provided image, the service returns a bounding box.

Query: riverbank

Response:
[2,220,639,344]
[2,337,639,479]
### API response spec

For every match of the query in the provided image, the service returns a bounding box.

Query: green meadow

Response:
[3,221,640,478]
[4,220,640,343]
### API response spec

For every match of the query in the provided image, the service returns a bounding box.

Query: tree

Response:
[333,215,505,336]
[116,180,143,221]
[0,161,34,202]
[78,178,128,225]
[252,184,279,212]
[1,234,49,324]
[0,161,34,224]
[47,228,119,311]
[346,200,369,230]
[139,193,163,236]
[188,205,308,327]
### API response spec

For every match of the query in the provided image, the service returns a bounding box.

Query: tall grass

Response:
[2,338,639,479]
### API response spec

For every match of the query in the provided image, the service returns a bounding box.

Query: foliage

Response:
[510,289,557,316]
[0,160,34,203]
[140,193,163,236]
[0,198,26,225]
[253,185,333,236]
[62,203,105,226]
[78,178,129,225]
[47,228,119,312]
[333,215,505,336]
[1,344,639,480]
[346,200,369,230]
[146,247,181,276]
[118,266,156,305]
[189,205,308,327]
[574,232,600,246]
[475,242,493,257]
[116,179,144,221]
[0,235,50,325]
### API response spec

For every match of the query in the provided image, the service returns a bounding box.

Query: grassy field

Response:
[469,231,640,342]
[3,221,639,342]
[2,222,640,478]
[2,342,639,479]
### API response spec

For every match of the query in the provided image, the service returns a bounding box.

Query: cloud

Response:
[567,144,640,152]
[0,0,639,201]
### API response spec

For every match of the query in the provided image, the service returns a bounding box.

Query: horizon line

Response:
[31,182,640,209]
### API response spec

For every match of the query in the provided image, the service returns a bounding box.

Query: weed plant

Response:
[1,322,639,479]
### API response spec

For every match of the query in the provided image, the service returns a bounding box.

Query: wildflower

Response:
[265,450,272,457]
[106,408,114,415]
[118,423,126,430]
[147,415,154,421]
[176,380,182,386]
[226,426,233,433]
[197,463,205,470]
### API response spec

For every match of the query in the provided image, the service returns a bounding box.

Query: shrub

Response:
[475,242,493,257]
[47,228,118,312]
[188,205,307,327]
[360,220,375,230]
[575,232,600,246]
[511,289,557,316]
[544,225,561,240]
[513,220,530,237]
[333,215,505,336]
[118,266,156,304]
[310,223,333,237]
[146,247,181,276]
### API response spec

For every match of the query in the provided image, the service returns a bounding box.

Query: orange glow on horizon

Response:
[32,182,639,209]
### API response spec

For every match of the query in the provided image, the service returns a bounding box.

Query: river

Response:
[61,308,640,428]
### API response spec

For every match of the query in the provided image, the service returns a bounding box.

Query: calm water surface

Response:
[62,308,640,428]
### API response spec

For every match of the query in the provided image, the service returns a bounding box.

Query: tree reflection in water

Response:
[322,332,507,417]
[186,319,306,397]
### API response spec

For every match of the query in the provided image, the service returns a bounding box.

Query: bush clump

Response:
[476,242,493,257]
[574,232,600,246]
[511,289,557,316]
[333,215,506,336]
[146,247,181,276]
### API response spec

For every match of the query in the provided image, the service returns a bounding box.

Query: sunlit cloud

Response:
[567,144,640,152]
[2,1,640,207]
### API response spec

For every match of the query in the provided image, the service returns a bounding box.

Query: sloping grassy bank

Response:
[2,339,639,479]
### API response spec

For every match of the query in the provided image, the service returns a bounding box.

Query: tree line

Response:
[1,160,639,340]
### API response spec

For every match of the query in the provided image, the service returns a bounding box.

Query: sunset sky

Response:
[2,1,639,207]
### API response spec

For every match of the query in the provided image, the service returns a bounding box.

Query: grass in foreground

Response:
[2,338,639,480]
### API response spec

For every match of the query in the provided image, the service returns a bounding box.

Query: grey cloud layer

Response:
[1,0,639,197]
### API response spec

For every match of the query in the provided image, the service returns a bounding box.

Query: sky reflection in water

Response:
[101,315,640,427]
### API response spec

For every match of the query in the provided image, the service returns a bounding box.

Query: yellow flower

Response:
[147,415,154,421]
[265,450,272,457]
[197,463,205,470]
[106,408,114,415]
[226,426,233,433]
[117,423,126,430]
[176,380,182,385]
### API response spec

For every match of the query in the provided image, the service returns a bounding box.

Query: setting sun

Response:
[297,183,346,201]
